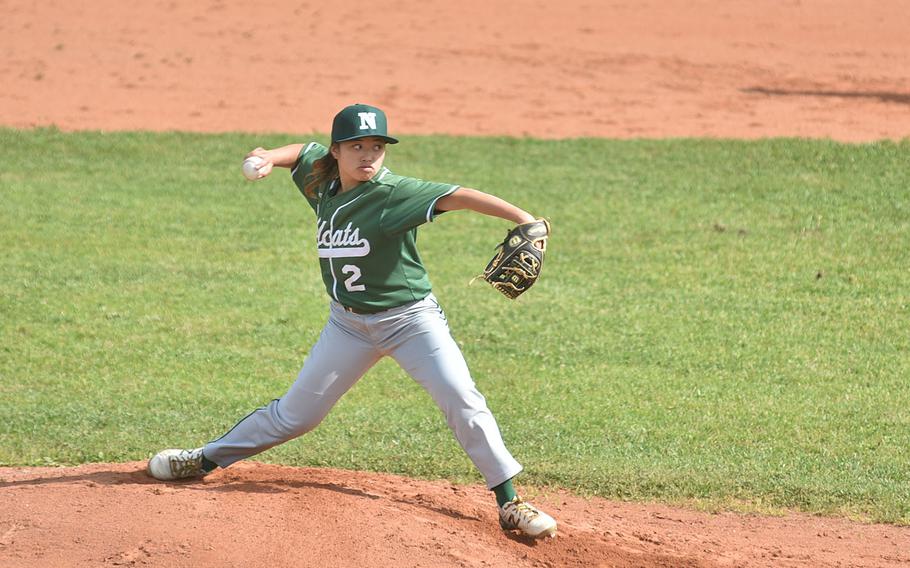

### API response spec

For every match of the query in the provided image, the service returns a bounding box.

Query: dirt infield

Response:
[2,0,908,141]
[2,1,909,566]
[2,463,908,568]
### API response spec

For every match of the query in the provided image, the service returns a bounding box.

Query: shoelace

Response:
[169,451,201,478]
[504,499,540,524]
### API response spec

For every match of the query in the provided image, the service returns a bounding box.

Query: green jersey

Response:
[290,142,458,312]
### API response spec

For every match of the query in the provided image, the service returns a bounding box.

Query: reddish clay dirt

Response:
[3,1,910,567]
[1,0,908,141]
[2,463,908,568]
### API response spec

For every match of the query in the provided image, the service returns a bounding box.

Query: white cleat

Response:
[499,496,558,539]
[147,448,207,481]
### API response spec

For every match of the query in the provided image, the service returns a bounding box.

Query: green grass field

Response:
[1,128,908,523]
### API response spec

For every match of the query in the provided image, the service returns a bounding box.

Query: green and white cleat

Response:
[499,496,558,539]
[147,448,207,481]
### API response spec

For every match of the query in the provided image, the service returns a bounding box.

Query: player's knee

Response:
[273,406,324,438]
[444,406,490,432]
[436,390,488,420]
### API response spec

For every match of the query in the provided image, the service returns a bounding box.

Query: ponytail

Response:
[303,150,338,199]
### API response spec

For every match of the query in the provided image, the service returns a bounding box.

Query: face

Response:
[331,137,387,189]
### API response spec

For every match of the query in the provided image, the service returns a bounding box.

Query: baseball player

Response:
[148,103,557,539]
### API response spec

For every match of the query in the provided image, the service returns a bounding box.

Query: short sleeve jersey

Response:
[290,142,459,312]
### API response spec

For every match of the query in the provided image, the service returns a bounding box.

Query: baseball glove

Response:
[479,218,550,299]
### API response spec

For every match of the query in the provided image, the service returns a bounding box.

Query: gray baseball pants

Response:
[203,294,522,489]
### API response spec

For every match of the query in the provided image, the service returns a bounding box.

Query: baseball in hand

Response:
[242,156,265,181]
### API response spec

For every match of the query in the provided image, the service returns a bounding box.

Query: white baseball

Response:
[242,156,265,181]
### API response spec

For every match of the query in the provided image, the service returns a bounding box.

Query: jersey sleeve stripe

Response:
[426,185,460,223]
[291,142,320,177]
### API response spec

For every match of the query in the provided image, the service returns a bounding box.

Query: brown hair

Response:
[303,149,338,199]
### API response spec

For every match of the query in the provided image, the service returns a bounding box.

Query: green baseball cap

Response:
[331,103,399,144]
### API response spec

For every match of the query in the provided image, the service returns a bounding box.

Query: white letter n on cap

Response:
[358,112,377,130]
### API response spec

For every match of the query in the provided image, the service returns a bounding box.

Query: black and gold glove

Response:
[480,218,550,299]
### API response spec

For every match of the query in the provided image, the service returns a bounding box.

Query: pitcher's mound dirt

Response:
[3,0,910,566]
[1,462,907,568]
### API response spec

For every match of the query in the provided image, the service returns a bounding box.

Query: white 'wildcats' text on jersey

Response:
[291,142,458,312]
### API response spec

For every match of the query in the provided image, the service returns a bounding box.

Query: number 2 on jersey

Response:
[342,264,366,292]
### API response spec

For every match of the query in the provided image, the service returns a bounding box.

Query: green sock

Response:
[492,478,517,507]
